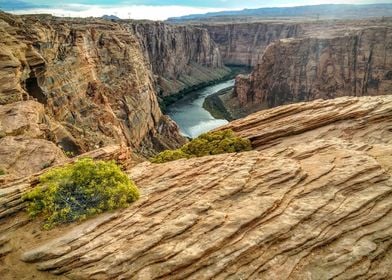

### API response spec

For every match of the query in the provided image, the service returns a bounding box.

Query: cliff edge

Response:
[1,95,391,279]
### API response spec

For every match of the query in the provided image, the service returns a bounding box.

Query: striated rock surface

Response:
[220,95,392,150]
[233,26,392,112]
[0,96,391,279]
[130,22,231,98]
[0,136,67,178]
[0,12,185,160]
[0,100,71,177]
[204,22,302,66]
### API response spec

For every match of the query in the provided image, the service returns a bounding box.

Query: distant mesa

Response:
[101,14,121,21]
[167,3,392,22]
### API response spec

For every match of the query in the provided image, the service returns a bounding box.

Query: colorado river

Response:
[166,79,234,138]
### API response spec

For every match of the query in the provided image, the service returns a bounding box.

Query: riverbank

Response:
[166,79,236,138]
[202,87,235,121]
[203,86,270,121]
[160,66,250,113]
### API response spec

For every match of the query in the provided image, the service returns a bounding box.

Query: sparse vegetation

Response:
[63,150,75,158]
[0,168,5,176]
[23,158,140,229]
[42,162,52,170]
[151,129,252,163]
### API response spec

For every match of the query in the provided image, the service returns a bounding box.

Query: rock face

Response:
[204,22,302,66]
[1,95,391,279]
[131,22,230,98]
[233,26,392,110]
[220,96,392,151]
[0,100,69,177]
[0,12,185,163]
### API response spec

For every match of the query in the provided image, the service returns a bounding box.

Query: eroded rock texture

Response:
[131,22,230,97]
[233,26,392,110]
[0,96,390,279]
[0,12,185,163]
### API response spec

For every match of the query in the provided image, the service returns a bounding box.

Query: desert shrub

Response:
[63,150,75,158]
[23,158,140,229]
[0,169,5,176]
[151,129,252,163]
[150,149,190,163]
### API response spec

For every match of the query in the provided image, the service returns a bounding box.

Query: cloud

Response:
[9,4,235,20]
[0,0,48,10]
[2,0,381,20]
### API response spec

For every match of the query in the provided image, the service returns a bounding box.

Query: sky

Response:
[0,0,385,20]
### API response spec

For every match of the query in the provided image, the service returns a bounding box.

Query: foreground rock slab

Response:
[0,96,390,279]
[20,142,392,279]
[221,95,392,150]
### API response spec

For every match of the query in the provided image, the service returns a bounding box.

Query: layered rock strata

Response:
[0,12,185,168]
[1,95,391,279]
[130,21,231,98]
[233,26,392,111]
[0,100,69,177]
[204,22,302,66]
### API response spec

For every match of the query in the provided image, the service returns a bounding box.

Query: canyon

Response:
[203,22,302,67]
[1,95,392,279]
[232,24,392,114]
[201,19,392,118]
[131,21,231,99]
[0,8,392,280]
[1,13,229,176]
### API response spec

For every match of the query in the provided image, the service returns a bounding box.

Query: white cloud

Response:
[275,0,377,7]
[11,5,237,20]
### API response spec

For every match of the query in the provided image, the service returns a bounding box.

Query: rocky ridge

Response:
[1,95,391,279]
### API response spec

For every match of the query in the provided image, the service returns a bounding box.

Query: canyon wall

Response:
[0,13,185,176]
[129,22,231,98]
[204,22,302,66]
[234,26,392,110]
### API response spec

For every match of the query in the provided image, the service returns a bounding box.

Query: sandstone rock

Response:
[0,101,46,138]
[0,96,390,279]
[0,100,85,176]
[205,22,302,66]
[0,136,67,178]
[233,27,392,111]
[0,12,185,159]
[220,95,392,150]
[19,140,392,279]
[0,144,137,279]
[130,22,230,98]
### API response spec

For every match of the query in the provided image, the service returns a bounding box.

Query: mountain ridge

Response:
[168,3,392,23]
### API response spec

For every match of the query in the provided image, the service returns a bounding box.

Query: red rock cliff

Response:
[234,26,392,109]
[205,22,302,66]
[130,21,230,97]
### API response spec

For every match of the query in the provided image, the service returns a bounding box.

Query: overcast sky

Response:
[0,0,384,20]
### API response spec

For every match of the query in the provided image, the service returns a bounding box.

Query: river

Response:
[166,79,234,138]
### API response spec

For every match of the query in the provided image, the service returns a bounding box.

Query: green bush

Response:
[151,129,252,163]
[150,149,190,163]
[23,158,140,229]
[0,169,5,176]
